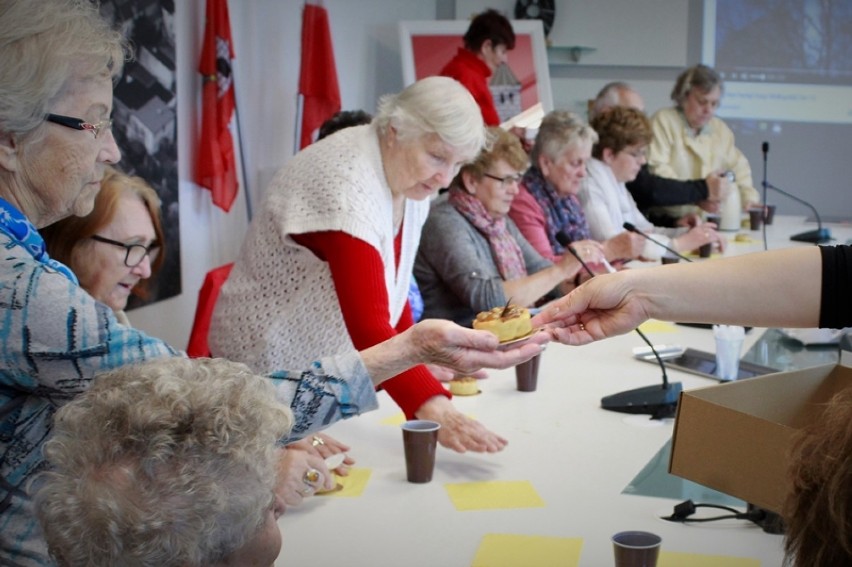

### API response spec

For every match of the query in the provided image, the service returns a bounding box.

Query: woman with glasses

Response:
[579,107,724,260]
[415,128,603,326]
[508,110,644,267]
[41,166,163,324]
[646,64,759,225]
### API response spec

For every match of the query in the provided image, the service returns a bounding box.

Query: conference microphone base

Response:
[789,228,831,244]
[601,382,682,417]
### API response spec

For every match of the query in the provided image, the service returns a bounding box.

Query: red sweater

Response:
[293,230,450,418]
[440,47,500,126]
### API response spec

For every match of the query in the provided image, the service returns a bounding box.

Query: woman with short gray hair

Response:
[35,357,293,567]
[509,110,645,266]
[647,64,759,223]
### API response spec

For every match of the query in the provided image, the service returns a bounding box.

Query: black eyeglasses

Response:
[91,235,160,267]
[483,172,523,186]
[45,113,113,139]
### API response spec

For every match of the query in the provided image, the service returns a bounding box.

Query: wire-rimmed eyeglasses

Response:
[91,235,160,267]
[483,172,523,186]
[45,113,113,139]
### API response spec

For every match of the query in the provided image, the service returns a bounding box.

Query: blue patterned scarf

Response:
[0,197,78,283]
[521,165,591,255]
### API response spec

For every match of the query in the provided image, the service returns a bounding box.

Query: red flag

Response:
[298,1,341,149]
[196,0,239,212]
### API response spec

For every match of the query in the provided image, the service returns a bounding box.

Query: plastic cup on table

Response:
[612,531,662,567]
[713,325,745,381]
[400,420,440,483]
[515,353,541,392]
[748,208,763,230]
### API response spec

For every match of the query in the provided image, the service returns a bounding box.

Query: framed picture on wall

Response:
[398,19,553,126]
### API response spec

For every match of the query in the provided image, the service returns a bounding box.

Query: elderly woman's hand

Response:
[405,319,548,375]
[415,395,507,453]
[287,433,355,476]
[275,448,334,507]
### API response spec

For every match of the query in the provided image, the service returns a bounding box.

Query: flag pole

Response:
[231,91,253,221]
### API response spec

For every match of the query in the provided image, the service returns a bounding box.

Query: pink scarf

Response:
[448,186,527,280]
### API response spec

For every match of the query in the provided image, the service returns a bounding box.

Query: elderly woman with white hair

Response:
[211,76,512,453]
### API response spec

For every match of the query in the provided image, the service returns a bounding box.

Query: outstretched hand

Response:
[530,272,652,346]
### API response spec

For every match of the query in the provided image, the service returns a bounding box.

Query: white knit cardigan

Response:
[209,125,429,372]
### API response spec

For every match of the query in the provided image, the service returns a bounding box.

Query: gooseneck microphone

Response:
[760,143,831,244]
[761,142,769,250]
[622,222,693,263]
[559,233,682,417]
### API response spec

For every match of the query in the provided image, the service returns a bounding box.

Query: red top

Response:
[440,47,500,126]
[293,230,450,418]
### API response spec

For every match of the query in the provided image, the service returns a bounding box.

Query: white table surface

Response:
[275,216,852,567]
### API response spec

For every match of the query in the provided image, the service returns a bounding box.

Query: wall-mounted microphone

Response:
[760,146,831,244]
[622,222,693,263]
[561,235,681,418]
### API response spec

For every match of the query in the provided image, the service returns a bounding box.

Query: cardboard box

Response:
[669,352,852,514]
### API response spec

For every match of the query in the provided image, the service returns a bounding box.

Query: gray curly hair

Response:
[34,357,294,567]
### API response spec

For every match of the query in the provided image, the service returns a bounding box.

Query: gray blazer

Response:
[414,195,555,326]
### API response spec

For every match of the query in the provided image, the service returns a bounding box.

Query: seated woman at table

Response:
[579,107,725,261]
[40,166,163,324]
[43,167,355,502]
[508,110,646,266]
[646,64,760,225]
[35,357,297,567]
[415,127,604,326]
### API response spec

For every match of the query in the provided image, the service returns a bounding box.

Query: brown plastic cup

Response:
[401,420,440,483]
[763,204,777,225]
[698,243,713,258]
[748,208,763,230]
[515,354,541,392]
[612,531,662,567]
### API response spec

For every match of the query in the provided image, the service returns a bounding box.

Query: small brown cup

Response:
[763,204,777,225]
[612,531,662,567]
[660,255,679,265]
[748,208,763,230]
[401,420,440,483]
[515,354,541,392]
[698,243,713,258]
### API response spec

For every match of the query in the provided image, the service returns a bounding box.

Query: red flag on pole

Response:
[298,1,341,149]
[196,0,239,212]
